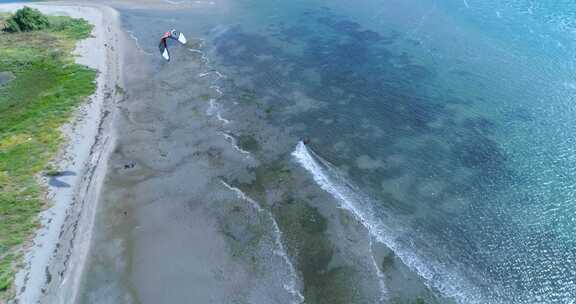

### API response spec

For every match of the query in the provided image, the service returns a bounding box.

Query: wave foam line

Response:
[220,180,262,212]
[210,85,223,97]
[207,99,230,125]
[188,48,210,64]
[198,70,225,79]
[216,112,230,124]
[207,99,217,115]
[220,181,305,303]
[369,237,388,302]
[163,0,185,4]
[292,141,483,304]
[220,132,251,156]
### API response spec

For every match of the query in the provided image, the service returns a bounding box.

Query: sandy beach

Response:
[0,3,124,303]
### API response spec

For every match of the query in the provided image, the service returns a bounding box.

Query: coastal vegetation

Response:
[0,7,95,299]
[3,6,50,33]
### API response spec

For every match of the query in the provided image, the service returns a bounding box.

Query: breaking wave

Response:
[291,141,486,304]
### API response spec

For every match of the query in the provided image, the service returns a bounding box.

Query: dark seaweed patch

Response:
[461,117,496,135]
[316,16,384,43]
[235,161,293,202]
[237,89,258,103]
[276,25,314,43]
[381,251,395,273]
[214,26,285,67]
[237,134,260,152]
[216,201,265,260]
[452,136,507,176]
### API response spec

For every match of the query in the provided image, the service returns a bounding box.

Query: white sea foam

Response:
[216,112,230,124]
[220,132,250,156]
[198,71,225,79]
[194,1,216,5]
[197,48,229,126]
[207,99,230,125]
[269,211,305,304]
[292,141,484,304]
[210,85,223,97]
[163,0,185,5]
[207,99,217,115]
[220,180,262,212]
[188,48,210,64]
[369,237,389,302]
[220,181,305,303]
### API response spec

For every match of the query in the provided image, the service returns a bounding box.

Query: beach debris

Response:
[158,29,187,61]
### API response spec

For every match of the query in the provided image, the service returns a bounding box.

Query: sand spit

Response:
[0,3,125,304]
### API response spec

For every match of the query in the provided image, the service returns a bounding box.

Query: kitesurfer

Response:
[159,29,187,61]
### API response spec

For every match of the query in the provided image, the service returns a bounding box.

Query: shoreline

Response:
[0,3,124,303]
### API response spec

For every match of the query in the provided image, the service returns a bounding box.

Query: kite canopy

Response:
[159,29,187,61]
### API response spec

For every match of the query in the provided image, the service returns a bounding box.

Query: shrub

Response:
[4,7,50,33]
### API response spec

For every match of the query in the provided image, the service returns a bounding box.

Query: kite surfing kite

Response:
[159,29,187,61]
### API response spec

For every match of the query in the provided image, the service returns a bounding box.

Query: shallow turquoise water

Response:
[209,0,576,302]
[121,0,576,302]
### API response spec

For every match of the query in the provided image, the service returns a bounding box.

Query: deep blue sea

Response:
[116,0,576,303]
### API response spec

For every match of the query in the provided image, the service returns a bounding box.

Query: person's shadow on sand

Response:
[47,171,76,188]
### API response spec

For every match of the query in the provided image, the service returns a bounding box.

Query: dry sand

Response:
[0,3,124,303]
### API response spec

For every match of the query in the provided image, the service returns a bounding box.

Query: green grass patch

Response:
[0,11,96,300]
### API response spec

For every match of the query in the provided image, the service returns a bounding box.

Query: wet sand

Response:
[75,29,304,302]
